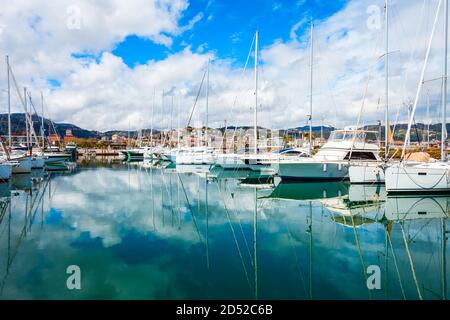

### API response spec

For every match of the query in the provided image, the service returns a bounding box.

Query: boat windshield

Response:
[328,130,378,143]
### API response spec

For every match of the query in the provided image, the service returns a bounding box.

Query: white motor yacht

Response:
[175,147,216,165]
[272,128,381,181]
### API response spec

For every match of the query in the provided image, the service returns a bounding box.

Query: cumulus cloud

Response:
[0,0,447,131]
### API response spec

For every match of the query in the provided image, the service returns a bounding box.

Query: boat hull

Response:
[385,162,450,193]
[12,157,32,174]
[274,161,349,181]
[45,154,71,164]
[348,163,385,184]
[31,157,46,169]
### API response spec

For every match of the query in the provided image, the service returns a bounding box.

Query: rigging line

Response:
[399,0,429,103]
[402,0,443,158]
[284,220,309,297]
[385,222,407,299]
[229,33,256,123]
[349,24,383,160]
[186,68,208,129]
[400,221,423,300]
[26,92,44,150]
[7,64,41,148]
[215,182,254,293]
[176,173,206,250]
[350,214,372,299]
[223,180,254,264]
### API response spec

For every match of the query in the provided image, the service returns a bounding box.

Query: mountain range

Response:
[0,113,447,142]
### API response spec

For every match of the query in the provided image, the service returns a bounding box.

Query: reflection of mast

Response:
[177,174,206,250]
[385,221,406,299]
[399,221,423,300]
[1,175,50,295]
[442,218,447,300]
[151,165,155,231]
[253,188,258,300]
[308,201,312,300]
[206,174,210,270]
[216,182,253,294]
[349,211,371,299]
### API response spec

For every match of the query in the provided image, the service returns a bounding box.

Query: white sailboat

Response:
[176,60,216,166]
[5,56,32,174]
[0,141,15,181]
[213,31,264,170]
[385,0,450,193]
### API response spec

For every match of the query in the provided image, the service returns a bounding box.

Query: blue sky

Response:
[3,0,442,131]
[112,0,348,68]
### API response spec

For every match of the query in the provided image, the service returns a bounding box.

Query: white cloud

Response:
[0,0,447,131]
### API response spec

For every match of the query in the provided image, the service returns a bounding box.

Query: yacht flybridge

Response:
[272,128,381,181]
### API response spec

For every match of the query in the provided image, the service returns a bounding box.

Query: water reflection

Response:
[0,161,447,300]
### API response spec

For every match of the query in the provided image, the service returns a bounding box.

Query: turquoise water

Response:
[0,160,448,300]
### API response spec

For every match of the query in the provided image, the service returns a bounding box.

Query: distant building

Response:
[111,134,126,143]
[63,129,76,143]
[48,133,61,144]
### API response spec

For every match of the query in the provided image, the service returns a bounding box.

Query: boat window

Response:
[344,151,377,160]
[328,130,375,143]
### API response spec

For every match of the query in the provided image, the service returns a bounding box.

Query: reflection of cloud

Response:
[0,166,446,299]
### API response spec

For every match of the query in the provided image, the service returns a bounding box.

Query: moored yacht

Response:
[272,128,381,181]
[9,151,32,174]
[44,146,72,164]
[385,160,450,193]
[175,147,216,165]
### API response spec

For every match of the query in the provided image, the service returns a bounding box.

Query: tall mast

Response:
[254,30,259,154]
[206,59,210,147]
[385,0,389,160]
[426,91,430,147]
[6,56,11,147]
[442,0,448,161]
[24,87,29,151]
[150,88,155,147]
[41,92,45,147]
[309,22,314,155]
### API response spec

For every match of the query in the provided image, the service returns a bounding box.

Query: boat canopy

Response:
[328,130,378,144]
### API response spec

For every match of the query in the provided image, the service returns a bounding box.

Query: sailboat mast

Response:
[385,0,389,160]
[442,0,448,161]
[6,55,11,147]
[24,87,29,151]
[206,59,210,147]
[150,88,155,147]
[309,22,314,155]
[427,91,430,147]
[254,30,259,154]
[41,92,45,147]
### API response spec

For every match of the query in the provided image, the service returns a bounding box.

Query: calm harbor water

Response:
[0,159,448,300]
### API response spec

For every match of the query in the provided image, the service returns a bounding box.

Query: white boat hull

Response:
[176,153,215,165]
[349,163,385,184]
[214,154,250,170]
[273,161,349,181]
[12,157,32,174]
[385,162,450,193]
